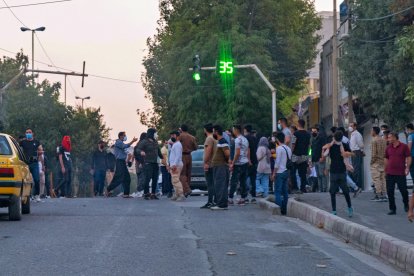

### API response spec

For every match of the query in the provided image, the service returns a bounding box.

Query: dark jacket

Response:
[137,138,162,164]
[311,135,326,162]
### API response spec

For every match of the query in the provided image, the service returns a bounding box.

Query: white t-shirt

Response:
[234,135,249,165]
[275,145,292,174]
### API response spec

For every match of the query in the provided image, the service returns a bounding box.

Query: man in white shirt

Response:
[169,135,185,201]
[272,132,292,215]
[349,122,364,189]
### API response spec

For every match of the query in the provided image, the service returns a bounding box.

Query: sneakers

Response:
[210,206,228,210]
[348,207,353,218]
[380,196,388,202]
[150,194,159,200]
[244,198,250,204]
[144,194,151,200]
[332,211,337,215]
[200,203,214,209]
[171,194,178,201]
[122,194,133,198]
[250,198,257,204]
[228,198,234,205]
[353,188,362,198]
[176,196,185,201]
[237,199,246,206]
[370,195,380,202]
[387,210,396,215]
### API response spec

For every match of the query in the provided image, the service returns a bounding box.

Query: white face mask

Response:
[154,132,158,140]
[271,137,276,142]
[380,131,384,136]
[348,127,353,133]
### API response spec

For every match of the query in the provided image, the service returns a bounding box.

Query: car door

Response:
[10,137,32,196]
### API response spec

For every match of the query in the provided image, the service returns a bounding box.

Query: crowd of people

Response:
[18,119,414,221]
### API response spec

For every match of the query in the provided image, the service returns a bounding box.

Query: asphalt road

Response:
[0,196,406,276]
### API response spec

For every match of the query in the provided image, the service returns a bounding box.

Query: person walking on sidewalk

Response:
[169,134,185,201]
[229,124,250,206]
[210,125,231,210]
[370,127,387,202]
[91,140,108,196]
[201,123,216,209]
[291,119,311,193]
[106,132,137,198]
[349,122,364,189]
[384,132,411,215]
[179,124,198,197]
[311,125,327,192]
[323,131,354,217]
[272,132,292,215]
[256,137,271,198]
[244,125,258,204]
[137,128,163,200]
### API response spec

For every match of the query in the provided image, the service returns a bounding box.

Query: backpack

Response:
[134,144,144,163]
[282,146,293,170]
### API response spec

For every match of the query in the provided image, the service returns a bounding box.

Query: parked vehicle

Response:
[0,133,33,221]
[190,148,206,190]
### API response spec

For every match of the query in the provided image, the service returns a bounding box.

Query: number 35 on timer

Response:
[219,61,234,74]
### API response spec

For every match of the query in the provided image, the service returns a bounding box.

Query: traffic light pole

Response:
[190,64,277,132]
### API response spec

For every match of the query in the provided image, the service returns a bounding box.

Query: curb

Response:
[283,198,414,274]
[258,198,280,215]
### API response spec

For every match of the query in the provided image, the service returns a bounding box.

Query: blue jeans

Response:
[94,169,106,196]
[256,173,269,197]
[275,170,289,215]
[29,162,40,196]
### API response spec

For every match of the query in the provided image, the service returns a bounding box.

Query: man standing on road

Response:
[169,134,185,201]
[137,128,163,200]
[278,118,291,147]
[323,131,354,217]
[244,125,258,204]
[201,123,216,209]
[272,132,292,215]
[405,123,414,180]
[370,127,387,202]
[210,125,230,210]
[105,132,137,198]
[19,129,41,202]
[311,126,327,192]
[91,140,108,196]
[384,132,411,215]
[291,119,311,193]
[179,124,198,197]
[160,140,173,198]
[349,122,364,189]
[228,124,250,206]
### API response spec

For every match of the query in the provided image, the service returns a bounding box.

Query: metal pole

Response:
[64,75,67,106]
[32,30,34,84]
[81,99,84,109]
[332,0,339,126]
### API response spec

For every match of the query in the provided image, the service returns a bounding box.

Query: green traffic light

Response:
[193,72,201,81]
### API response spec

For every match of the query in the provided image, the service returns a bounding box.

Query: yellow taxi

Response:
[0,133,32,220]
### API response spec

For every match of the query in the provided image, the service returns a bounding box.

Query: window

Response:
[191,150,204,162]
[10,137,28,163]
[0,136,12,155]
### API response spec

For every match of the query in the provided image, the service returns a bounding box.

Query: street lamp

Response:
[75,96,91,109]
[20,26,46,83]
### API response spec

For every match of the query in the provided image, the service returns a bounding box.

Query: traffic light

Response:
[193,55,201,82]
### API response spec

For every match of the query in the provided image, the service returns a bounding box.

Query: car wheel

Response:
[22,196,31,214]
[9,195,22,221]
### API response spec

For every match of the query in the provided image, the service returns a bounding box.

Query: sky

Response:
[0,0,333,142]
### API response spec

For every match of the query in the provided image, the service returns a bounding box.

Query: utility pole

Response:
[332,0,339,127]
[189,64,277,131]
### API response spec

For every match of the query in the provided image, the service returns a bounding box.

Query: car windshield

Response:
[191,150,204,162]
[0,136,12,155]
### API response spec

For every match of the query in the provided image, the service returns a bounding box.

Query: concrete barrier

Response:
[263,197,414,273]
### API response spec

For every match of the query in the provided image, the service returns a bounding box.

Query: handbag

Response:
[282,146,294,170]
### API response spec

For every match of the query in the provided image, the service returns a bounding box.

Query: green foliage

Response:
[142,0,321,140]
[340,0,414,129]
[0,53,110,197]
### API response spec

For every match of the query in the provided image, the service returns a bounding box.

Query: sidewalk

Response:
[295,191,414,244]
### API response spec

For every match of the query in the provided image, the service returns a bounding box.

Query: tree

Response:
[142,0,321,140]
[340,0,414,129]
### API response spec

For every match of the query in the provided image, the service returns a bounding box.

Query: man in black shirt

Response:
[19,129,41,201]
[244,125,258,204]
[291,119,311,193]
[311,126,327,192]
[91,140,108,196]
[323,131,354,217]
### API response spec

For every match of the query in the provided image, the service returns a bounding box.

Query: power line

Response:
[0,0,72,10]
[1,0,27,27]
[356,5,414,21]
[0,47,141,84]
